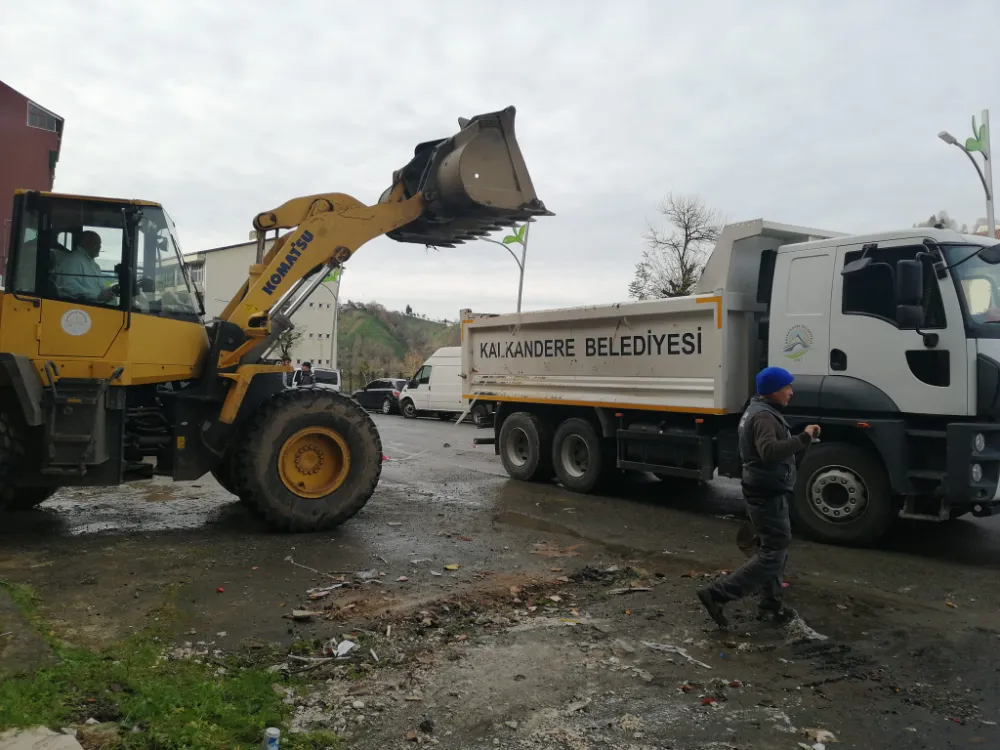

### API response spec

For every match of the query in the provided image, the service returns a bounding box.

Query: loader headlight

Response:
[974,433,986,452]
[972,463,983,483]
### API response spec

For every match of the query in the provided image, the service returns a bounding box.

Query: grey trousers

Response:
[710,492,791,607]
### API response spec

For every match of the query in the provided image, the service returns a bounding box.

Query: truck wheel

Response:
[401,400,417,419]
[552,418,605,493]
[791,442,895,546]
[0,408,54,511]
[470,403,489,427]
[235,389,383,532]
[211,449,252,505]
[499,412,553,482]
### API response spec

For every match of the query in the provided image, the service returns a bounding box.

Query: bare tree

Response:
[628,193,722,300]
[276,329,305,359]
[915,211,968,233]
[402,351,424,377]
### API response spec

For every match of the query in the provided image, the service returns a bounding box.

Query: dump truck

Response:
[0,106,551,530]
[461,218,1000,546]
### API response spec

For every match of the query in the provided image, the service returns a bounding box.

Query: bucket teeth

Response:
[384,106,553,247]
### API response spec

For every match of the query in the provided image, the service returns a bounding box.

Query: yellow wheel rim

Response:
[277,427,351,498]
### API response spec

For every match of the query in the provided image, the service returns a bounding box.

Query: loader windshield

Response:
[133,207,203,322]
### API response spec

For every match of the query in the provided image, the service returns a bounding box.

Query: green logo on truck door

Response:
[783,325,813,360]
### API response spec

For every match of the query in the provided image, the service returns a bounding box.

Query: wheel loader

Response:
[0,106,551,530]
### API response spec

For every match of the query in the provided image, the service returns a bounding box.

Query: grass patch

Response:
[0,636,343,749]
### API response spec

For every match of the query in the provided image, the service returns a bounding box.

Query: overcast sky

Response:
[2,0,997,320]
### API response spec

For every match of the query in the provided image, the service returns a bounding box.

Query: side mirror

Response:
[979,243,1000,265]
[896,259,924,307]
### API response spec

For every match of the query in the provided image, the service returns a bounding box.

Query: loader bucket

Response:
[384,106,553,247]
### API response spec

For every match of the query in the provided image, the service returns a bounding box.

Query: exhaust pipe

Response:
[382,106,553,247]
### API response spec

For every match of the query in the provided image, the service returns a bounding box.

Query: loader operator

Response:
[53,231,115,304]
[696,366,820,629]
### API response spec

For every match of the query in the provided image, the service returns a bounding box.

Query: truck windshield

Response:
[945,244,1000,336]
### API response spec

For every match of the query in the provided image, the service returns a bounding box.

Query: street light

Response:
[938,109,995,240]
[477,220,532,313]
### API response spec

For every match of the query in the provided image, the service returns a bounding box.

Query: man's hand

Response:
[804,424,821,439]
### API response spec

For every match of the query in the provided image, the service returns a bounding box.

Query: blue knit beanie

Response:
[756,366,794,395]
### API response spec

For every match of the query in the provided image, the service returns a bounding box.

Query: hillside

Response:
[336,301,460,392]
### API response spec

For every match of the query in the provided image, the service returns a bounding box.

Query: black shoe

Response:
[697,588,729,629]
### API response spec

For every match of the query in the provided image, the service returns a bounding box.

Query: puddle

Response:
[493,509,648,558]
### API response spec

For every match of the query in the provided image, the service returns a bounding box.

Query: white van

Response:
[399,347,465,420]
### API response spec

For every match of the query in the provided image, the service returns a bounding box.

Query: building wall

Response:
[187,239,341,368]
[0,80,63,278]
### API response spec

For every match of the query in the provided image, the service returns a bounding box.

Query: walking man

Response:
[697,366,820,628]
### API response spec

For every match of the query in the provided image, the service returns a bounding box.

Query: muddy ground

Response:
[1,415,999,748]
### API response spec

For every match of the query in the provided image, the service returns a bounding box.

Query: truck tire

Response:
[499,412,553,482]
[234,389,383,532]
[470,403,489,427]
[791,442,895,546]
[552,418,604,493]
[401,399,417,419]
[211,449,253,505]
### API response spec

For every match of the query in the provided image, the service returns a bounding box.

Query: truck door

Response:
[408,365,433,411]
[828,241,969,416]
[768,249,835,381]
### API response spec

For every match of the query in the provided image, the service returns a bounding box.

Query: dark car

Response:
[352,378,409,414]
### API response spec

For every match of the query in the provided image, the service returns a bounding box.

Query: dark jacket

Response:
[739,396,811,495]
[292,370,315,386]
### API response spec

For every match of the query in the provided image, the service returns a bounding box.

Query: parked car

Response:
[312,368,341,390]
[352,378,409,414]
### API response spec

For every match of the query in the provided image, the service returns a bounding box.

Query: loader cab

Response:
[0,191,204,384]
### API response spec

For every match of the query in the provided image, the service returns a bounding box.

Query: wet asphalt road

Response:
[2,414,999,644]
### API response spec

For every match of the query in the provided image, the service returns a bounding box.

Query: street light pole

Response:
[939,109,995,239]
[478,221,531,313]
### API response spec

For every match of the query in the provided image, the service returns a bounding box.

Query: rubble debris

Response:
[444,564,460,571]
[785,616,829,643]
[284,609,321,622]
[336,640,357,657]
[406,729,418,741]
[642,641,713,670]
[805,728,837,743]
[531,542,583,558]
[608,587,652,595]
[564,698,592,714]
[388,522,403,527]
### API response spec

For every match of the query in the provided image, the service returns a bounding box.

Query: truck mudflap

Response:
[946,423,1000,505]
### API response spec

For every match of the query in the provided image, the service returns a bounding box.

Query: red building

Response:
[0,80,64,281]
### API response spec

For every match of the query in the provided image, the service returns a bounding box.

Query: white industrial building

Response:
[184,237,341,367]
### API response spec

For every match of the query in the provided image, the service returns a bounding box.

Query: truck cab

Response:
[757,227,1000,542]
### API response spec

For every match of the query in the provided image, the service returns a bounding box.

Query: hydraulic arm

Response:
[218,106,552,362]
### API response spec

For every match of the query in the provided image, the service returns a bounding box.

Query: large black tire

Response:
[5,487,57,510]
[0,408,56,511]
[551,418,605,493]
[791,442,895,546]
[498,412,553,482]
[234,389,383,532]
[401,399,418,419]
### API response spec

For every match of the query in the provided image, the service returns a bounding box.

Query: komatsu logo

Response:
[262,230,315,296]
